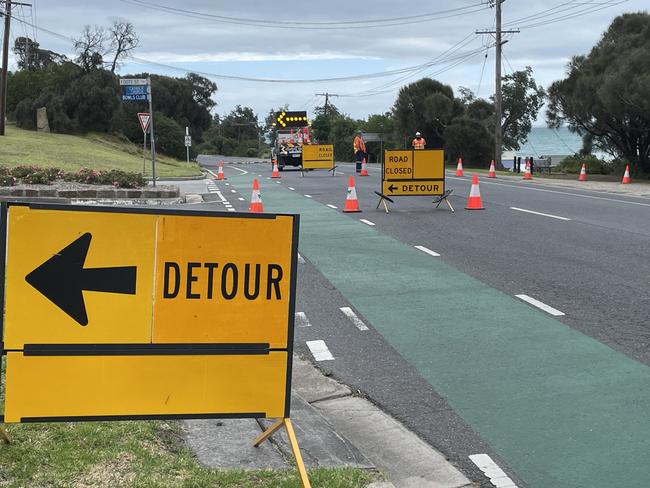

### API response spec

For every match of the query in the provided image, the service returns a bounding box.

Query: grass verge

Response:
[0,421,381,488]
[0,126,202,178]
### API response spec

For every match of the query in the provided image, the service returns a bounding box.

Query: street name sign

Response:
[0,203,299,423]
[302,144,334,171]
[381,149,445,197]
[121,78,149,101]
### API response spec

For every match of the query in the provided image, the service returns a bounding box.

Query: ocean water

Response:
[517,127,583,158]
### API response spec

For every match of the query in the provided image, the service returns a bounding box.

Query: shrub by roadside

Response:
[0,165,146,188]
[555,154,613,174]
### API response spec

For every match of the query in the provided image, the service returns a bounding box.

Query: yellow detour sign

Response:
[0,203,299,423]
[301,144,335,171]
[382,149,445,196]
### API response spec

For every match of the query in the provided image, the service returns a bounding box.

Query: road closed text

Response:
[163,262,284,300]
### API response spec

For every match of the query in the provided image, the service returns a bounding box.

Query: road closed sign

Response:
[0,203,299,423]
[382,149,445,197]
[302,144,334,171]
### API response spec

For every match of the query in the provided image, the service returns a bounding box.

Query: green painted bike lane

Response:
[232,175,650,488]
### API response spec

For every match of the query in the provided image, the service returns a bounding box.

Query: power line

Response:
[476,47,489,98]
[514,0,628,29]
[118,0,489,30]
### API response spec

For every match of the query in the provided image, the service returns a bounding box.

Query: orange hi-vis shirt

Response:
[353,135,366,153]
[412,137,426,149]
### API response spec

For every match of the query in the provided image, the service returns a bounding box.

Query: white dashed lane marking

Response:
[510,207,571,221]
[339,307,369,331]
[304,195,313,198]
[415,245,441,257]
[360,219,375,226]
[306,340,335,362]
[327,204,338,209]
[515,294,565,316]
[469,454,519,488]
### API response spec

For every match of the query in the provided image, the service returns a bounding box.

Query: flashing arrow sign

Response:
[25,233,137,326]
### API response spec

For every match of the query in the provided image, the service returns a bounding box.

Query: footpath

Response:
[183,355,473,488]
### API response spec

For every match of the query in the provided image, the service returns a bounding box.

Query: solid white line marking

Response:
[306,340,335,361]
[230,166,249,175]
[215,191,227,203]
[510,207,571,221]
[238,197,245,201]
[469,454,519,488]
[297,253,306,264]
[295,312,311,328]
[360,219,375,226]
[446,175,650,208]
[414,245,441,257]
[205,169,218,178]
[327,204,338,209]
[304,194,313,198]
[340,307,369,331]
[288,187,295,191]
[515,294,565,316]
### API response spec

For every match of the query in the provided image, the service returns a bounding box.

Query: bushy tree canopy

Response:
[547,12,650,174]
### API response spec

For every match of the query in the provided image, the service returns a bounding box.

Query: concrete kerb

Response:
[182,355,472,488]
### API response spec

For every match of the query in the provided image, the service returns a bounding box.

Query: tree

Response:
[547,13,650,175]
[74,25,108,72]
[13,37,66,70]
[392,79,463,149]
[501,66,545,151]
[220,105,260,141]
[108,21,139,73]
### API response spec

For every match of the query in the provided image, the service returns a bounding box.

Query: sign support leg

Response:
[254,418,312,488]
[445,198,455,213]
[0,426,12,444]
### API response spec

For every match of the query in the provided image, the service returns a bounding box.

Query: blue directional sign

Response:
[122,85,148,102]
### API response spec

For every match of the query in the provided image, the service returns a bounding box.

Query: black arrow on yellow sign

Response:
[25,233,137,326]
[388,184,398,193]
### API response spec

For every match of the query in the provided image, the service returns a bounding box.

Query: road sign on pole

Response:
[121,78,156,186]
[137,113,151,134]
[0,203,310,486]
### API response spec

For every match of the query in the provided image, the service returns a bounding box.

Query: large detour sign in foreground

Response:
[0,203,298,423]
[301,144,335,171]
[382,149,445,196]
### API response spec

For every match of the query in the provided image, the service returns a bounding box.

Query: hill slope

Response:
[0,126,201,177]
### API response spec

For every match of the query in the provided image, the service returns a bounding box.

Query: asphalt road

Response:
[191,160,650,488]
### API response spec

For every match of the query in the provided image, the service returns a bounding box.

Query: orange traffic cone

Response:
[344,176,362,213]
[249,179,264,213]
[271,159,281,179]
[217,161,226,180]
[523,161,533,180]
[488,160,496,178]
[359,158,369,176]
[466,174,485,210]
[578,163,587,182]
[456,158,464,177]
[622,164,631,184]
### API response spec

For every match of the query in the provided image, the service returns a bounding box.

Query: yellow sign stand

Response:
[301,144,336,176]
[0,203,312,487]
[376,149,451,213]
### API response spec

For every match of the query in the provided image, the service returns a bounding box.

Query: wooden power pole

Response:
[476,1,518,168]
[1,0,32,136]
[315,92,339,117]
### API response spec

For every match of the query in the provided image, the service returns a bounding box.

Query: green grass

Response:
[0,363,379,487]
[0,126,202,178]
[0,421,380,488]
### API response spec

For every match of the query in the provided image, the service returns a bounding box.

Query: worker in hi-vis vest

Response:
[412,132,426,150]
[353,130,367,173]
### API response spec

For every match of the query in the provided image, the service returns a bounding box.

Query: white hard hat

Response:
[415,132,421,136]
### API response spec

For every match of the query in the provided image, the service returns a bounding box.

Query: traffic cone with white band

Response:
[622,165,631,184]
[488,160,496,178]
[456,158,464,177]
[465,174,485,210]
[271,159,281,179]
[217,161,226,180]
[359,158,369,176]
[523,161,533,180]
[344,176,362,213]
[578,163,587,181]
[249,179,264,213]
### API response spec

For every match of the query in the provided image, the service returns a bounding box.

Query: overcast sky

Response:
[9,0,647,124]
